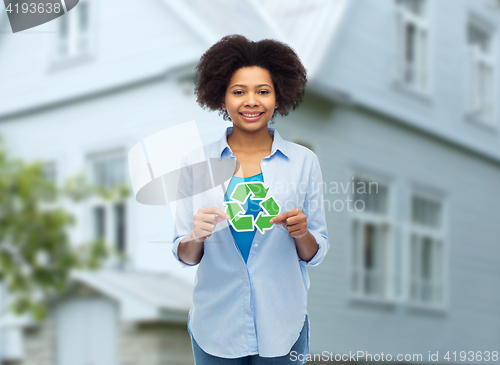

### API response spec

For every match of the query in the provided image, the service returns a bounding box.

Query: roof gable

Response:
[252,0,352,79]
[158,0,281,47]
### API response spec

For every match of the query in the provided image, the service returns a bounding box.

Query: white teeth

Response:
[242,113,262,117]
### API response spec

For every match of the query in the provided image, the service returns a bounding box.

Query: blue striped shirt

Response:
[172,126,330,358]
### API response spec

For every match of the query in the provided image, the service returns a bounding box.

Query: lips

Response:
[240,112,264,117]
[239,112,265,122]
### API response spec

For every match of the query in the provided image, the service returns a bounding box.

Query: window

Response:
[39,160,58,205]
[43,160,57,184]
[91,153,128,189]
[53,0,91,62]
[395,0,429,93]
[466,20,496,126]
[408,193,444,306]
[114,202,126,252]
[350,176,392,300]
[87,151,128,256]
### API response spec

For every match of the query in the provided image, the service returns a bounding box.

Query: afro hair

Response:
[194,34,308,124]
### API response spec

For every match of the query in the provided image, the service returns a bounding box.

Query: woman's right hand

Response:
[191,207,230,242]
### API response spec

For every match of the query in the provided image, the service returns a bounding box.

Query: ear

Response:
[221,99,226,110]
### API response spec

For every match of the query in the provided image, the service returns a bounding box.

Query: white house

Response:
[0,0,499,364]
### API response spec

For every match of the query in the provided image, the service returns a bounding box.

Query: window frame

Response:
[465,15,498,129]
[393,0,433,99]
[49,0,95,69]
[405,188,448,311]
[85,149,129,261]
[348,170,396,304]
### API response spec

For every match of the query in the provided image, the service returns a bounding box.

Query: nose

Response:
[244,92,259,107]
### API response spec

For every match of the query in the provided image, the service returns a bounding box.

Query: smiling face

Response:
[221,66,279,134]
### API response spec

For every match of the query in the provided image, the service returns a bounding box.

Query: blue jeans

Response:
[190,319,308,364]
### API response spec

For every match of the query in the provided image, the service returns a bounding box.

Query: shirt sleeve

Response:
[172,154,202,268]
[299,154,330,266]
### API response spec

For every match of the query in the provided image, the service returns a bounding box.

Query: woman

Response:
[172,34,330,364]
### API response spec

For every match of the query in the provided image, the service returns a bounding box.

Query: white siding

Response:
[278,99,500,357]
[315,0,500,162]
[55,296,119,365]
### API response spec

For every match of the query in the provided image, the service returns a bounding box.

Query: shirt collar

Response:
[218,126,289,159]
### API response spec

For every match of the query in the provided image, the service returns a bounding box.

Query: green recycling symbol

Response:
[224,182,281,234]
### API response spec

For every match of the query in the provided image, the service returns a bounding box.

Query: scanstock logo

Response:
[3,0,79,33]
[128,120,247,237]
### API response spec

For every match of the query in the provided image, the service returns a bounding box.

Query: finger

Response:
[200,212,228,226]
[200,214,218,225]
[197,221,215,233]
[215,214,228,224]
[284,222,300,230]
[285,220,307,232]
[269,213,290,224]
[283,215,303,226]
[200,207,230,220]
[274,209,302,224]
[199,230,213,238]
[269,214,283,225]
[288,226,303,234]
[270,211,292,225]
[192,228,211,240]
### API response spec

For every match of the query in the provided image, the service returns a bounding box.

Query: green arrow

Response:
[255,212,276,234]
[232,183,251,203]
[247,182,269,199]
[224,202,243,219]
[260,197,280,216]
[231,215,253,231]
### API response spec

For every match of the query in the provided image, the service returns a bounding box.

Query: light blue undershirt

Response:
[224,172,264,264]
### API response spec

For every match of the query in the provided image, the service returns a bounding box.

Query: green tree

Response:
[0,136,130,322]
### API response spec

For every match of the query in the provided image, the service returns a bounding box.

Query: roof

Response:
[89,267,193,312]
[159,0,281,46]
[0,267,194,328]
[0,0,352,119]
[161,0,352,79]
[251,0,352,79]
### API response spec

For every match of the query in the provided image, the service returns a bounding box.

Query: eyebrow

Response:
[230,84,272,89]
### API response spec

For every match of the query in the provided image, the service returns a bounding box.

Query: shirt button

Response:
[254,244,258,247]
[262,162,267,167]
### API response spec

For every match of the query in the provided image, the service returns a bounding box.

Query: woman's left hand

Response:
[269,208,308,239]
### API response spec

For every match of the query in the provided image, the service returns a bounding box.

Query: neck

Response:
[227,124,273,153]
